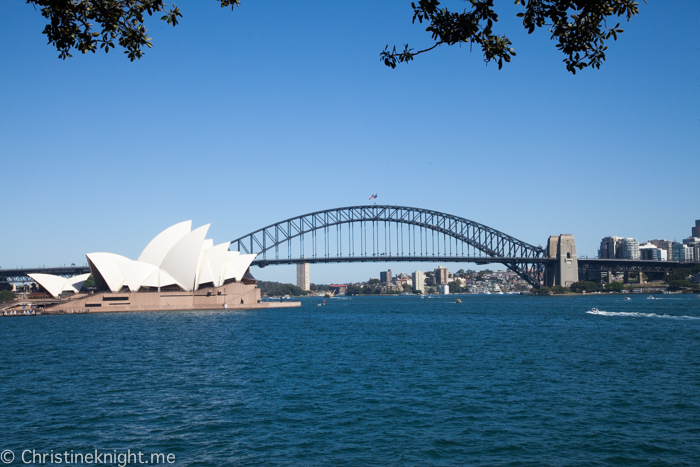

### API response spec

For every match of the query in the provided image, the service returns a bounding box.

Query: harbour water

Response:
[2,294,699,466]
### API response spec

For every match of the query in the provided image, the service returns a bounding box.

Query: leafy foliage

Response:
[381,0,641,73]
[668,280,693,291]
[28,0,240,60]
[83,275,95,288]
[666,268,692,283]
[30,0,639,72]
[570,281,604,293]
[257,281,308,297]
[531,286,552,295]
[604,281,625,292]
[0,290,16,303]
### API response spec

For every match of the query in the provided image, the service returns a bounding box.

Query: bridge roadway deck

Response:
[253,256,553,267]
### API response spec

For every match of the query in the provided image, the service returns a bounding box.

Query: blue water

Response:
[2,295,700,466]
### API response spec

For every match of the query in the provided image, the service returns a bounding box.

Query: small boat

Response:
[589,307,604,314]
[647,296,655,300]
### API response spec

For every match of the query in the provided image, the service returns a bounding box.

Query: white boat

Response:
[589,307,604,314]
[647,295,655,300]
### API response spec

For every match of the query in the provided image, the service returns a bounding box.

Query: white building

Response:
[640,242,660,260]
[29,221,257,297]
[619,238,640,260]
[439,284,450,295]
[682,245,694,262]
[412,271,425,293]
[296,262,310,291]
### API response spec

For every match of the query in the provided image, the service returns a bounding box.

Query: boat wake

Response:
[586,310,700,320]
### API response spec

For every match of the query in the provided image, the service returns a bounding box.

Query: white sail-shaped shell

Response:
[116,261,158,292]
[138,221,192,267]
[141,268,178,289]
[28,273,68,298]
[65,273,91,293]
[197,242,231,288]
[160,224,210,291]
[223,253,257,282]
[86,252,131,293]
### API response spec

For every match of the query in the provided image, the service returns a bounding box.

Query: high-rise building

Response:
[692,220,700,238]
[619,238,640,260]
[673,244,695,262]
[671,243,685,261]
[412,271,425,293]
[296,261,310,291]
[640,242,660,260]
[380,269,393,284]
[598,236,623,259]
[684,245,695,262]
[649,239,673,262]
[435,266,449,285]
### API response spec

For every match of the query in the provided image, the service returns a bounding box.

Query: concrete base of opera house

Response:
[41,282,300,314]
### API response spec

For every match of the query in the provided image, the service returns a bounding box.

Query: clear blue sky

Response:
[1,1,698,284]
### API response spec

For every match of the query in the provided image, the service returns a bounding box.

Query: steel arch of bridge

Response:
[231,205,547,287]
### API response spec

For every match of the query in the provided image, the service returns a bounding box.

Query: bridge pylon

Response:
[544,234,579,288]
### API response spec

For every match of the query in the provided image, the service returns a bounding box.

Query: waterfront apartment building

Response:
[296,262,310,291]
[435,266,449,285]
[649,240,674,262]
[672,243,695,262]
[439,284,450,295]
[683,237,700,264]
[380,269,393,284]
[412,271,425,293]
[619,238,640,260]
[598,236,623,259]
[640,243,668,261]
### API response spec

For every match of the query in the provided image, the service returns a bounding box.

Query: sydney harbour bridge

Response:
[2,205,696,288]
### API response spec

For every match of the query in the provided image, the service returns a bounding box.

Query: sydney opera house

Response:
[29,221,298,313]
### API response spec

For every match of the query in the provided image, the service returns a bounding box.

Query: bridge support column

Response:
[624,272,629,284]
[545,234,579,288]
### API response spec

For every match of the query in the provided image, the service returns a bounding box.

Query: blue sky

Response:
[1,1,698,284]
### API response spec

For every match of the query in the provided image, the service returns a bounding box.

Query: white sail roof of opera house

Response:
[29,222,257,296]
[85,221,257,293]
[27,273,91,299]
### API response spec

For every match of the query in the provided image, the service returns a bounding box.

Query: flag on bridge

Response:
[369,193,378,200]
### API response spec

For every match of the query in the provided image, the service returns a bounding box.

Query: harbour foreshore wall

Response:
[42,282,300,314]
